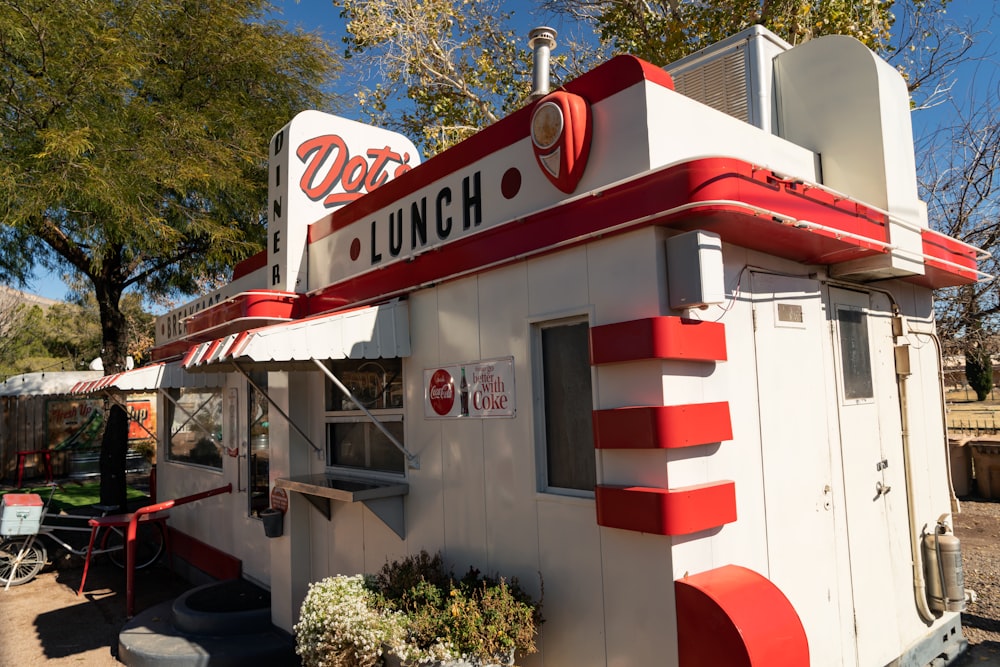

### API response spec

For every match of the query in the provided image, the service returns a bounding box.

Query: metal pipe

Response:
[528,27,557,101]
[126,483,233,617]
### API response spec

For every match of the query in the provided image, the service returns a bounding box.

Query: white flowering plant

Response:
[294,552,542,667]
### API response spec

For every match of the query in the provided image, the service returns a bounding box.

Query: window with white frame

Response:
[167,386,224,469]
[324,358,405,474]
[535,317,596,494]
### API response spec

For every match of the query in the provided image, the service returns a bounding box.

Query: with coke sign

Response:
[423,357,515,419]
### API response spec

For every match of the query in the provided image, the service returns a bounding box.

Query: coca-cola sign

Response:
[427,369,456,416]
[424,357,515,419]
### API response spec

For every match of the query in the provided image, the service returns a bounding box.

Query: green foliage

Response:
[0,0,339,373]
[338,1,955,156]
[340,0,582,156]
[589,0,901,66]
[965,348,994,402]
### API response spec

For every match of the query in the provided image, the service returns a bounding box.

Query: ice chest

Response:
[1,493,43,536]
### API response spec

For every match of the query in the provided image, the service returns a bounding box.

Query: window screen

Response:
[539,321,596,492]
[837,306,874,401]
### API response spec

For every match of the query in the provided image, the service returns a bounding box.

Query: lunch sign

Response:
[424,357,515,419]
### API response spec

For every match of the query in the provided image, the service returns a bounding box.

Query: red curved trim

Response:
[590,317,728,364]
[675,565,809,667]
[184,291,301,339]
[595,482,736,535]
[304,158,906,313]
[308,55,671,244]
[232,251,267,280]
[592,402,733,449]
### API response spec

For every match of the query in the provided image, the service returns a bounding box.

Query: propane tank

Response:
[923,527,966,613]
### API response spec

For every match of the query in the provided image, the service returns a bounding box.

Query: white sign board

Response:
[268,110,421,292]
[424,357,515,419]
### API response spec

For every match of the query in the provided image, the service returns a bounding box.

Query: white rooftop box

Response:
[665,25,791,134]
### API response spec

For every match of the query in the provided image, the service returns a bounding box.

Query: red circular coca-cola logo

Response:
[428,369,455,415]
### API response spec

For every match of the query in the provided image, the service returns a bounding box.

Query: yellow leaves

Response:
[33,127,94,161]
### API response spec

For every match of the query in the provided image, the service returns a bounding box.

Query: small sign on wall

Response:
[424,357,515,419]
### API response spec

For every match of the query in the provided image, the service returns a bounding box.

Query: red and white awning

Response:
[183,299,410,372]
[68,361,223,395]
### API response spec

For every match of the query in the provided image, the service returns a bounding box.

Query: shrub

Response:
[966,348,994,401]
[295,552,542,667]
[295,574,404,667]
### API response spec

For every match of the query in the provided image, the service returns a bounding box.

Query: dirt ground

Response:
[0,500,998,666]
[0,557,191,666]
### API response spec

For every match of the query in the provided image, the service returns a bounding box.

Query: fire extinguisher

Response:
[923,520,966,613]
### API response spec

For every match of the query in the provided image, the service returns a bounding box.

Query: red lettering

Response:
[341,155,369,193]
[295,135,412,209]
[296,135,349,201]
[472,391,508,411]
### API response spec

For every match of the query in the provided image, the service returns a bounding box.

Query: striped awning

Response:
[182,299,411,372]
[68,361,223,394]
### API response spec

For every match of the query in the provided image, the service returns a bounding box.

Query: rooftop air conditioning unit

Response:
[664,25,791,134]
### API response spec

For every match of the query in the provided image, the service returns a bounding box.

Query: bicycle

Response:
[0,485,165,588]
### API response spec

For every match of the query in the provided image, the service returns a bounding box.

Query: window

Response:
[167,387,224,469]
[248,372,269,516]
[536,319,596,494]
[836,305,874,401]
[324,358,405,474]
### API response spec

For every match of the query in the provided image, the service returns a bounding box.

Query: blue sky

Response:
[24,0,998,302]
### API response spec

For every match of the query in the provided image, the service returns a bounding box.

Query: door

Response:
[751,272,847,666]
[829,287,907,667]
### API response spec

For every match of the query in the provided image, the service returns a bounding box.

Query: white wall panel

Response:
[587,229,665,325]
[405,289,447,553]
[601,528,678,667]
[537,498,607,667]
[526,246,589,316]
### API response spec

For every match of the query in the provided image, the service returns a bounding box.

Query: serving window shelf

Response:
[275,474,408,538]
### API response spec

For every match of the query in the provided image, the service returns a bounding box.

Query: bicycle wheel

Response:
[0,537,47,586]
[104,521,165,570]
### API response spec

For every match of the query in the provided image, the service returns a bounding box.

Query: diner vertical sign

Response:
[424,357,515,419]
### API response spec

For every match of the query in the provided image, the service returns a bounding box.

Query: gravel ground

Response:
[954,498,1000,664]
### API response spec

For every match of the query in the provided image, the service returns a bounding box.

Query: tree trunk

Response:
[94,280,129,508]
[95,282,128,374]
[99,402,130,512]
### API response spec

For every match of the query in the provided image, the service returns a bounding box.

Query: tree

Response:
[338,1,964,156]
[0,0,339,376]
[340,0,572,156]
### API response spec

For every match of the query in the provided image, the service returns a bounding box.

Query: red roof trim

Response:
[232,251,267,280]
[308,55,672,244]
[304,157,906,312]
[183,291,302,340]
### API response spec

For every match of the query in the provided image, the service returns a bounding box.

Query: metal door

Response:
[828,286,908,667]
[751,272,847,666]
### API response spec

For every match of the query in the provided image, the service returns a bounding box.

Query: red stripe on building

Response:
[593,403,733,449]
[590,317,728,365]
[595,482,736,535]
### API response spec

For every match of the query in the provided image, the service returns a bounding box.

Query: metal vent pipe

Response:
[528,27,557,101]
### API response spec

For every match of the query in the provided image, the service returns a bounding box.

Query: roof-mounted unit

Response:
[665,25,791,134]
